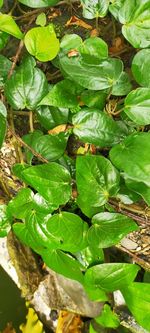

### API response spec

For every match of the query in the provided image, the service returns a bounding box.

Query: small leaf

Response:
[95,304,120,328]
[24,25,60,62]
[18,0,59,8]
[79,37,108,59]
[121,283,150,331]
[81,0,109,19]
[124,88,150,125]
[109,0,124,20]
[36,13,46,27]
[88,212,138,248]
[21,162,72,208]
[84,263,140,292]
[5,56,48,110]
[0,14,23,39]
[41,249,84,284]
[132,49,150,87]
[76,155,120,217]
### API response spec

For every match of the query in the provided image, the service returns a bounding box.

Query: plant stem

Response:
[29,111,34,132]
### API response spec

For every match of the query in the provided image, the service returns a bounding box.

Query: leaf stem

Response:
[29,111,34,132]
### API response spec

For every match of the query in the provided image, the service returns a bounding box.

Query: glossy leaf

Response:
[84,263,140,292]
[0,31,9,50]
[121,283,150,331]
[21,163,72,207]
[124,176,150,206]
[24,25,60,62]
[0,101,7,148]
[41,249,84,284]
[73,110,126,147]
[43,212,88,252]
[60,34,82,53]
[88,212,138,248]
[77,246,104,269]
[22,130,43,164]
[59,54,123,90]
[95,304,120,328]
[112,71,132,96]
[81,0,109,19]
[109,0,125,20]
[0,205,12,237]
[132,49,150,87]
[36,106,69,130]
[0,55,12,87]
[5,56,48,110]
[76,155,120,217]
[0,14,23,39]
[40,80,79,108]
[124,88,150,125]
[13,223,44,253]
[110,132,150,186]
[118,0,150,48]
[79,37,108,59]
[81,90,107,109]
[18,0,59,7]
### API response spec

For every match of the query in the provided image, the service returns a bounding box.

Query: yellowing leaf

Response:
[20,307,44,333]
[56,311,83,333]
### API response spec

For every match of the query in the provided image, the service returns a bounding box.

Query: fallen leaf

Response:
[65,16,92,30]
[109,37,125,54]
[48,124,67,135]
[56,311,83,333]
[90,28,100,37]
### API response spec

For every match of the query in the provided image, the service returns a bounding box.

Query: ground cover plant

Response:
[0,0,150,332]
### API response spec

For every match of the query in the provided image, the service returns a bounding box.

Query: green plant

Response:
[0,0,150,332]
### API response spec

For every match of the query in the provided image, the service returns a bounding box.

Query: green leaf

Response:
[110,132,150,186]
[41,249,84,284]
[36,106,69,130]
[112,71,132,96]
[23,131,68,163]
[81,90,107,109]
[118,0,150,48]
[76,155,120,217]
[13,223,44,253]
[18,0,59,8]
[79,37,108,59]
[0,101,7,149]
[0,0,3,8]
[88,212,138,248]
[40,80,79,108]
[24,25,60,62]
[60,34,82,53]
[73,110,126,147]
[0,205,12,237]
[0,14,23,39]
[121,283,150,331]
[124,176,150,206]
[81,0,109,19]
[5,56,48,110]
[109,0,125,20]
[59,54,123,90]
[95,304,120,328]
[21,163,72,208]
[78,246,104,268]
[124,88,150,125]
[41,212,88,252]
[84,285,108,302]
[0,55,12,87]
[84,263,140,292]
[35,13,46,27]
[0,31,9,50]
[132,49,150,87]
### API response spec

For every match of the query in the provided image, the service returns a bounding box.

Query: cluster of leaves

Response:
[0,0,150,332]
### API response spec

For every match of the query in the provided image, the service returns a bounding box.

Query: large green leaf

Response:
[110,132,150,186]
[18,0,59,7]
[121,283,150,331]
[41,212,88,252]
[124,176,150,206]
[0,205,12,237]
[73,110,126,147]
[40,80,79,108]
[59,54,123,91]
[21,163,72,207]
[81,0,109,19]
[88,212,138,248]
[0,55,12,87]
[132,49,150,87]
[0,14,23,39]
[76,155,120,217]
[36,106,69,130]
[24,25,59,62]
[0,101,7,149]
[118,0,150,48]
[5,56,48,110]
[95,304,120,328]
[124,88,150,125]
[84,263,140,292]
[41,249,84,284]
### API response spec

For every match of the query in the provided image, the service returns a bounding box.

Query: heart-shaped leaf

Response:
[132,49,150,87]
[0,14,23,39]
[81,0,109,19]
[124,88,150,125]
